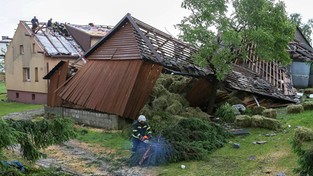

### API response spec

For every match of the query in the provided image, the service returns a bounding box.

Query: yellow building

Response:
[5,20,111,104]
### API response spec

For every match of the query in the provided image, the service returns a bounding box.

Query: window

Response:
[32,43,36,53]
[20,45,24,55]
[23,67,30,82]
[35,67,38,82]
[16,93,19,98]
[32,94,35,100]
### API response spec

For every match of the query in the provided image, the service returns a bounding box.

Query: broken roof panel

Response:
[66,24,112,36]
[36,35,59,55]
[45,33,71,54]
[23,21,83,57]
[57,36,81,56]
[226,64,297,103]
[288,40,313,62]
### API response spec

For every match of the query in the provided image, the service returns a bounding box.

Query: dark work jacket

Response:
[132,121,152,139]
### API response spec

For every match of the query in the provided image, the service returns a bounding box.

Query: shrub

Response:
[287,104,304,114]
[262,108,277,119]
[292,127,313,175]
[215,103,236,123]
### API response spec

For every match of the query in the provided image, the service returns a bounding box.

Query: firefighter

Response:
[131,115,152,152]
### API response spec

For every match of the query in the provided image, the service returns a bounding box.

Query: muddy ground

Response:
[37,139,155,176]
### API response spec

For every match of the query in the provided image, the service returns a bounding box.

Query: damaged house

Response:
[223,27,313,108]
[44,13,215,128]
[44,13,302,129]
[5,20,111,104]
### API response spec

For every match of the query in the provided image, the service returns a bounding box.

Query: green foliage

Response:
[162,118,231,162]
[0,102,43,117]
[292,127,313,175]
[0,81,6,101]
[140,74,211,135]
[0,118,76,161]
[178,0,295,80]
[76,127,130,150]
[0,119,19,149]
[290,13,313,44]
[215,103,236,123]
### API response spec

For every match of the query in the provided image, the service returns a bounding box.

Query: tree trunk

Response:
[206,76,220,114]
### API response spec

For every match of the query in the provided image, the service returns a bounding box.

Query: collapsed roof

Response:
[226,64,297,103]
[288,39,313,62]
[22,21,83,57]
[84,13,213,77]
[66,23,112,37]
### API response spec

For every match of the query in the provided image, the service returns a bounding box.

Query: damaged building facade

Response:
[5,20,111,104]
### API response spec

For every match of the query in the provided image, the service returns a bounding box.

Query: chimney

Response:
[1,36,8,40]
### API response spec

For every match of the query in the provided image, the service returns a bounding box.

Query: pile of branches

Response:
[162,118,231,162]
[0,117,76,161]
[139,74,231,163]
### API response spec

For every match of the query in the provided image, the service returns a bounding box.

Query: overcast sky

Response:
[0,0,312,39]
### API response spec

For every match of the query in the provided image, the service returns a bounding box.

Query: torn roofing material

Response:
[22,21,83,57]
[226,64,298,103]
[66,23,112,37]
[288,40,313,62]
[84,13,213,77]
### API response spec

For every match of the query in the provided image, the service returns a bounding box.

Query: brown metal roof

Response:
[84,13,213,77]
[57,60,162,118]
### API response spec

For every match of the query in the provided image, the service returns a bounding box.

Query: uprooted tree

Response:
[177,0,295,113]
[0,117,76,162]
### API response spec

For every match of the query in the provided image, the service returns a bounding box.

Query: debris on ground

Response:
[253,141,267,144]
[232,143,240,148]
[229,128,250,135]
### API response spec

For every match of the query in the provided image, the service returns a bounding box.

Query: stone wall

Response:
[44,106,130,130]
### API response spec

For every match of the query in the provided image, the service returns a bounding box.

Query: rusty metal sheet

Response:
[58,60,144,117]
[124,62,163,119]
[46,61,68,106]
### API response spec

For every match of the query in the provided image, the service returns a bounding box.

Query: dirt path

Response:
[37,139,155,176]
[3,109,155,176]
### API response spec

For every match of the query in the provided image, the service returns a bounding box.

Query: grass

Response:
[1,81,312,175]
[72,110,313,176]
[0,81,6,100]
[155,110,313,176]
[75,127,131,150]
[0,81,43,117]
